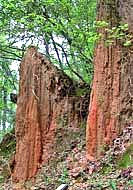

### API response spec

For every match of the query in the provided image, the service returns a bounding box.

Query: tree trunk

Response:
[12,47,90,182]
[2,87,7,131]
[86,0,133,160]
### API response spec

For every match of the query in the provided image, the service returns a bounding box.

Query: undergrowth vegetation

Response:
[0,124,130,190]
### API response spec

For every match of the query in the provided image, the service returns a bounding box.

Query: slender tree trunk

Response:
[86,0,133,160]
[0,90,2,129]
[2,87,7,131]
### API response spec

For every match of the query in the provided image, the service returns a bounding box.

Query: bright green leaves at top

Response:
[0,0,97,83]
[95,20,132,47]
[95,20,109,28]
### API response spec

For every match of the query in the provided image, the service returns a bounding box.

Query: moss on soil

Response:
[117,143,133,168]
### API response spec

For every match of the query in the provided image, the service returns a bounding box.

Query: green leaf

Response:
[110,180,117,190]
[123,40,132,47]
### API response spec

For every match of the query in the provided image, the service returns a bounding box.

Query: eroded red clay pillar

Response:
[86,0,133,160]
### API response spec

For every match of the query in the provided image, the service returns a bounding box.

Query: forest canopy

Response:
[0,0,97,82]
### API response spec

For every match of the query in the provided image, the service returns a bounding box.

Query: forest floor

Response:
[0,124,133,190]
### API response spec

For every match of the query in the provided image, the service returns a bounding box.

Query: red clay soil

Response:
[86,42,121,160]
[86,0,133,160]
[12,47,89,182]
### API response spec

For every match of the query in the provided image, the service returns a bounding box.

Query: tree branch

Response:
[50,34,63,70]
[0,48,22,59]
[1,62,18,90]
[55,42,86,83]
[0,56,21,61]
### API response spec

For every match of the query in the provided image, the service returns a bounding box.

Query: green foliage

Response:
[128,180,133,186]
[100,163,113,175]
[0,35,18,136]
[76,88,88,97]
[0,128,16,158]
[118,144,133,168]
[58,167,69,184]
[96,20,109,28]
[0,56,17,134]
[0,0,97,83]
[123,40,132,47]
[106,23,132,46]
[0,68,17,133]
[96,21,133,47]
[0,5,18,136]
[109,180,117,190]
[0,175,4,184]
